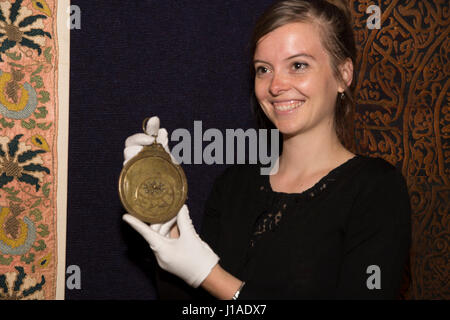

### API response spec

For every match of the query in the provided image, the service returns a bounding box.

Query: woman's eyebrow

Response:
[285,53,315,61]
[253,59,271,65]
[253,53,315,65]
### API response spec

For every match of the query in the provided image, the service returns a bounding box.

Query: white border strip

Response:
[56,0,70,300]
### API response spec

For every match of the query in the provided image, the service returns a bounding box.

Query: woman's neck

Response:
[276,125,354,178]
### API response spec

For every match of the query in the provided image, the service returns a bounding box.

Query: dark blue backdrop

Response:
[67,0,274,299]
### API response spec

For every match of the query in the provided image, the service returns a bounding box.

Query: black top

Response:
[199,154,411,299]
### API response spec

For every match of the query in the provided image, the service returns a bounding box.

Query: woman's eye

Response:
[293,62,308,71]
[255,66,269,74]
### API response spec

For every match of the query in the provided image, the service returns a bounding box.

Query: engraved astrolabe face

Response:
[118,119,188,224]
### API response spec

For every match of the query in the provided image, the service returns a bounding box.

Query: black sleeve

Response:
[335,166,412,299]
[154,167,233,300]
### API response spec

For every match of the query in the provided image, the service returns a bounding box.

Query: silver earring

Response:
[340,92,345,100]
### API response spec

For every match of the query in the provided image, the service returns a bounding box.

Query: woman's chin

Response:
[274,122,304,137]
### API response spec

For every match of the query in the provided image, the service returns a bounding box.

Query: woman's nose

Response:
[269,72,290,96]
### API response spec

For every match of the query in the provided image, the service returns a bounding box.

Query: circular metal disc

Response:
[119,143,187,224]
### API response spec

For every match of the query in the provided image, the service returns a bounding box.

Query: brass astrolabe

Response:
[119,118,188,224]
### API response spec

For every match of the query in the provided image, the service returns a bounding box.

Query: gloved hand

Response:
[123,205,219,288]
[123,116,178,166]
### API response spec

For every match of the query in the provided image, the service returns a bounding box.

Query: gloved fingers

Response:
[157,138,180,165]
[125,133,155,148]
[176,205,195,236]
[156,128,168,148]
[159,215,178,237]
[149,215,176,236]
[145,116,160,137]
[122,214,164,249]
[124,145,143,164]
[169,152,180,165]
[150,223,162,233]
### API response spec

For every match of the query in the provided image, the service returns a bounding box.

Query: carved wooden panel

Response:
[350,0,449,299]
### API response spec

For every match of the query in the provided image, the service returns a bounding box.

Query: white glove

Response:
[122,205,219,288]
[123,116,178,166]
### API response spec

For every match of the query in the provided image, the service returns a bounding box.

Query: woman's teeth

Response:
[273,101,304,111]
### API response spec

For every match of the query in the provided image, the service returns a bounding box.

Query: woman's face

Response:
[254,22,346,137]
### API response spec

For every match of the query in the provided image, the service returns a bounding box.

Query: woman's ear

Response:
[338,58,353,92]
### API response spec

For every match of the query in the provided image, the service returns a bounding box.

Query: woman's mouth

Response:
[272,100,305,113]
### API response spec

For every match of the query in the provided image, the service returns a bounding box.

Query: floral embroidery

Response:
[30,133,49,151]
[0,0,56,300]
[0,205,36,255]
[0,0,51,62]
[0,134,49,191]
[31,0,51,17]
[0,68,37,119]
[0,266,45,299]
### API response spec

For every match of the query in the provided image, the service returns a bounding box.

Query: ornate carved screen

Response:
[351,0,448,299]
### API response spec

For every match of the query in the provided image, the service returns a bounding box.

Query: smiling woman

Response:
[122,0,411,300]
[250,0,356,151]
[253,22,351,142]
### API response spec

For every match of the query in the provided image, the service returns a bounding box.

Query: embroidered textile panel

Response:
[350,0,449,299]
[0,0,69,300]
